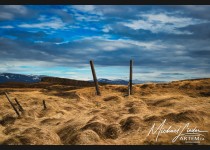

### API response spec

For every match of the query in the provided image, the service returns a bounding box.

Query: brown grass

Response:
[0,78,210,145]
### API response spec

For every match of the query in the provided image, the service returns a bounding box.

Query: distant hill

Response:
[0,73,165,85]
[92,78,165,85]
[0,73,45,83]
[41,76,97,87]
[97,78,129,85]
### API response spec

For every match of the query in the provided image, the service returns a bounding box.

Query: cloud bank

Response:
[0,5,210,81]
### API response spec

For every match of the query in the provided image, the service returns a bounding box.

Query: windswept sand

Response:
[0,78,210,145]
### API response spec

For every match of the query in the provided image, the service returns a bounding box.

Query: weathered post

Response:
[128,81,130,96]
[90,60,101,95]
[4,92,20,117]
[43,100,47,110]
[130,59,133,95]
[14,98,24,112]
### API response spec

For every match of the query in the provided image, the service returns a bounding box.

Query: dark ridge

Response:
[171,78,210,82]
[41,77,107,87]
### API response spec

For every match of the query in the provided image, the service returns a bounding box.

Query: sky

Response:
[0,5,210,81]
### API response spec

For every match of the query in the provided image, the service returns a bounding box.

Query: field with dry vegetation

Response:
[0,78,210,145]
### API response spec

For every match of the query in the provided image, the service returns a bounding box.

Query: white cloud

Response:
[116,39,167,50]
[102,25,112,33]
[34,41,44,43]
[175,50,186,55]
[53,58,77,63]
[142,13,187,23]
[73,37,133,51]
[0,5,28,20]
[72,5,96,12]
[68,35,168,52]
[0,59,57,73]
[0,12,13,20]
[84,27,98,31]
[74,12,102,22]
[4,5,27,15]
[70,5,104,22]
[122,13,208,34]
[18,17,67,30]
[73,36,168,51]
[38,15,47,21]
[0,25,14,29]
[99,41,131,51]
[183,5,208,12]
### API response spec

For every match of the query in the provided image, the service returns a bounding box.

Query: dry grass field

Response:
[0,78,210,145]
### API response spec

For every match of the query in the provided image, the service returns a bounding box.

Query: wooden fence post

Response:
[14,98,24,112]
[128,82,130,96]
[43,100,47,110]
[90,60,101,95]
[4,92,20,117]
[129,59,133,95]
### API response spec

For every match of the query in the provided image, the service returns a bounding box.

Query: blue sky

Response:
[0,5,210,81]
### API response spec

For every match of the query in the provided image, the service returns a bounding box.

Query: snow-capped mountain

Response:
[91,78,165,85]
[0,73,46,83]
[97,78,129,85]
[90,78,144,85]
[0,73,165,85]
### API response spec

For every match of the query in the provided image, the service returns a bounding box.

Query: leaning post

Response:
[4,92,20,117]
[90,60,101,96]
[14,98,24,112]
[43,100,47,110]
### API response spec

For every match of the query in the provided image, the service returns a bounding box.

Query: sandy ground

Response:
[0,78,210,145]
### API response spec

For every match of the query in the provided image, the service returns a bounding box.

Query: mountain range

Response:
[0,73,164,85]
[0,73,45,83]
[96,78,165,85]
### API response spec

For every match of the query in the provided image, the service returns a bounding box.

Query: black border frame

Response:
[0,0,210,5]
[0,0,210,149]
